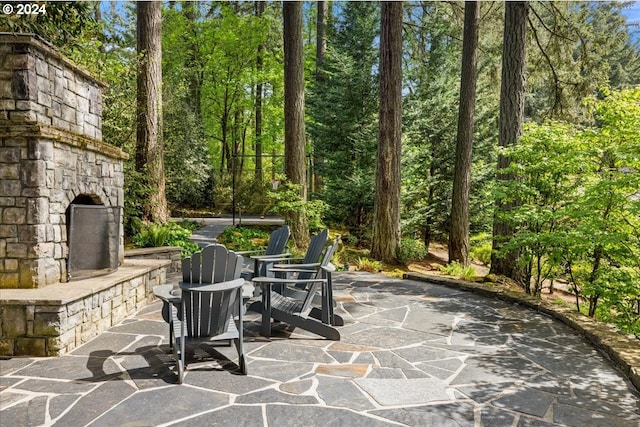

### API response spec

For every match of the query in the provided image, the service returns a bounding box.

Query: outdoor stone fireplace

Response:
[0,33,125,288]
[0,34,168,357]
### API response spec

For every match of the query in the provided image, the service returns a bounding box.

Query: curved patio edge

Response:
[404,272,640,393]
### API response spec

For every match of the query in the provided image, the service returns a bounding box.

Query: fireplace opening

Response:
[66,195,120,281]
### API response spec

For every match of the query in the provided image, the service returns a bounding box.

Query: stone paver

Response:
[1,271,639,426]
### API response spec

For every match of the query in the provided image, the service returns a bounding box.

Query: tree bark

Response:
[449,1,480,266]
[316,1,327,81]
[255,1,265,182]
[136,1,167,223]
[372,1,403,263]
[312,0,328,194]
[283,1,309,247]
[490,1,528,280]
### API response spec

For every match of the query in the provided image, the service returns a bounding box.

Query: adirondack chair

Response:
[172,277,246,383]
[238,225,290,280]
[252,237,341,340]
[245,228,329,307]
[154,244,244,350]
[153,244,246,383]
[262,228,328,285]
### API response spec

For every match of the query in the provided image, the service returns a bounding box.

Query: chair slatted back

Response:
[182,244,243,285]
[254,225,290,277]
[299,237,340,315]
[296,229,329,281]
[265,225,290,256]
[183,284,240,338]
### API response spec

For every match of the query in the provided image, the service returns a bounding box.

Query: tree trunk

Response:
[283,1,309,247]
[372,1,403,264]
[490,1,528,281]
[316,1,327,81]
[312,0,328,194]
[255,1,265,182]
[136,1,167,223]
[184,3,203,124]
[449,1,480,266]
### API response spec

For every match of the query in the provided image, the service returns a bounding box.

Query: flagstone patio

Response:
[1,271,639,426]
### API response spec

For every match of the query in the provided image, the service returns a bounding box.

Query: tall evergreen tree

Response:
[283,1,309,246]
[490,1,528,280]
[449,1,480,266]
[136,1,167,223]
[372,1,403,263]
[308,2,380,237]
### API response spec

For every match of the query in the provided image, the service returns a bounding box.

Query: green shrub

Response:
[133,223,170,248]
[356,257,382,273]
[216,227,271,252]
[397,238,427,265]
[439,261,476,281]
[470,233,492,265]
[132,222,199,258]
[268,182,327,232]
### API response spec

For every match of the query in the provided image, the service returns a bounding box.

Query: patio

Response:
[1,271,639,426]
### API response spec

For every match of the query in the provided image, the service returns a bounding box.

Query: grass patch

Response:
[439,261,476,281]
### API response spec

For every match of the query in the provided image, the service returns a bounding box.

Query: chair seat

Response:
[172,309,239,345]
[270,291,304,314]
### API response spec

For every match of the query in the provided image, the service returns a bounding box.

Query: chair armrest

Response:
[253,277,327,285]
[269,267,322,275]
[180,278,245,293]
[322,263,336,273]
[153,284,181,303]
[237,249,266,256]
[251,253,292,261]
[271,262,320,270]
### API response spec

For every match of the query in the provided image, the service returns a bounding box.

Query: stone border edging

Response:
[404,272,640,392]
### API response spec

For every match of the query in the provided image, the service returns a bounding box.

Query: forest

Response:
[1,1,639,336]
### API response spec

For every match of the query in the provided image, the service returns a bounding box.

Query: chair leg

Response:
[178,306,186,384]
[234,338,247,375]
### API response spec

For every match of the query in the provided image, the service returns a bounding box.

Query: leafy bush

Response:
[133,223,170,248]
[397,238,427,265]
[470,233,492,265]
[439,262,476,281]
[268,182,327,232]
[132,222,199,258]
[356,257,382,273]
[216,227,271,252]
[123,166,151,236]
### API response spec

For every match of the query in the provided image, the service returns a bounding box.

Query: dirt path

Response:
[407,243,579,306]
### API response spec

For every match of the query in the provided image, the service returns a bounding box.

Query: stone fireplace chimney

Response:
[0,33,127,288]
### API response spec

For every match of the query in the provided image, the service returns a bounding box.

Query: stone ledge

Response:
[0,259,169,356]
[0,123,128,160]
[0,32,108,88]
[0,259,169,305]
[125,246,181,257]
[404,272,640,393]
[125,246,182,273]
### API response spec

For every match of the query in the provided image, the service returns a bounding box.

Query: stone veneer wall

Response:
[0,260,169,357]
[125,246,183,273]
[0,33,127,288]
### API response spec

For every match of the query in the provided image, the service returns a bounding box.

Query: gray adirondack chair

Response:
[263,228,328,284]
[154,244,244,350]
[173,277,246,384]
[253,237,341,340]
[238,225,290,280]
[246,228,329,308]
